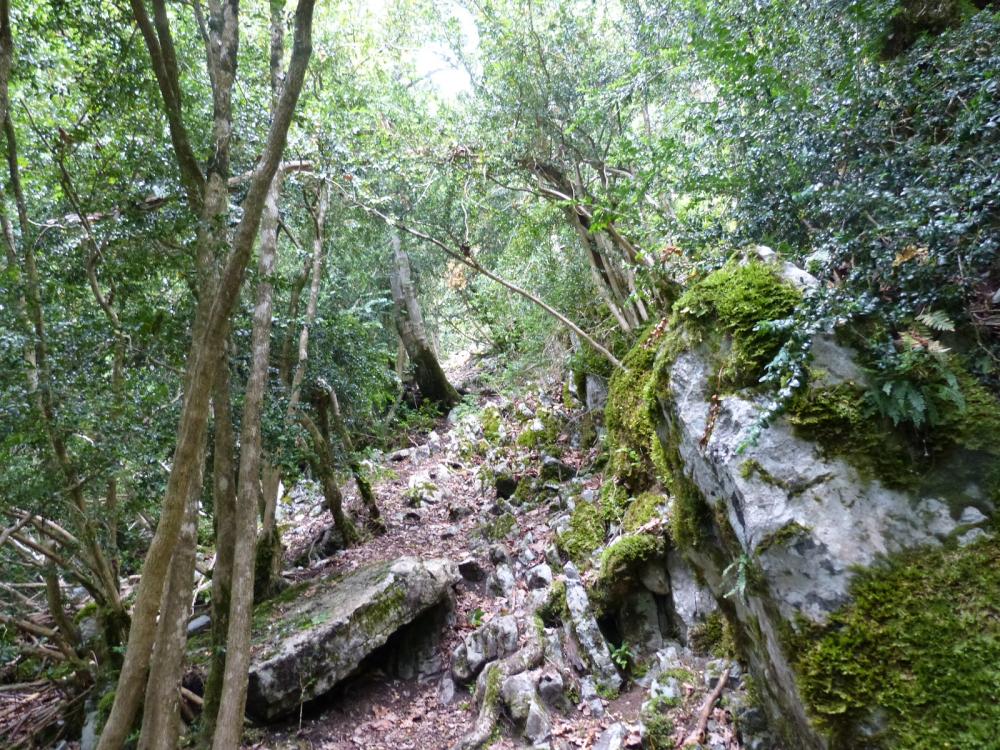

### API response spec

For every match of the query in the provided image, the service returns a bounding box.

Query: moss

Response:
[510,476,535,506]
[483,512,516,541]
[622,491,665,532]
[794,536,1000,749]
[557,500,606,568]
[599,482,630,525]
[537,579,568,626]
[756,521,812,554]
[591,533,664,611]
[789,370,1000,493]
[481,406,502,443]
[516,408,562,452]
[641,696,676,750]
[673,258,800,388]
[788,384,921,490]
[605,326,661,490]
[73,601,98,624]
[482,662,503,708]
[937,368,1000,456]
[689,611,737,658]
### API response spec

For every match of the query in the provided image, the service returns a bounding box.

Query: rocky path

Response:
[249,369,768,750]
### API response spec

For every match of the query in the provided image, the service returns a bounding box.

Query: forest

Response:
[0,0,998,748]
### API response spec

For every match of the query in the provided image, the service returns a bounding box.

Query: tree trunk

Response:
[389,232,460,409]
[97,2,316,747]
[297,412,359,545]
[200,355,237,741]
[136,476,203,750]
[211,80,286,749]
[326,385,384,532]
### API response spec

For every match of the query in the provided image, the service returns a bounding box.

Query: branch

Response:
[683,666,731,747]
[340,188,623,370]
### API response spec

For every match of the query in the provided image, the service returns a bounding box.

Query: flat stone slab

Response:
[246,557,458,720]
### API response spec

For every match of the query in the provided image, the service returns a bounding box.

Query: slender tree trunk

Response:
[325,385,383,532]
[297,412,359,544]
[200,354,237,741]
[136,473,204,750]
[389,232,460,409]
[97,2,315,747]
[211,84,286,750]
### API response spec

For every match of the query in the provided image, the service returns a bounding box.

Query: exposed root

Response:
[450,628,545,750]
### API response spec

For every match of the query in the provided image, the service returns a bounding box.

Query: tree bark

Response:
[389,232,461,409]
[211,42,287,741]
[325,384,383,532]
[200,353,237,741]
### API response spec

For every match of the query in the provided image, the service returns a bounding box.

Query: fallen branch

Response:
[682,666,731,747]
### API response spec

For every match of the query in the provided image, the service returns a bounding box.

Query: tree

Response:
[96,1,316,748]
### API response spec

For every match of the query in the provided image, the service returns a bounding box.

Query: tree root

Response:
[450,628,545,750]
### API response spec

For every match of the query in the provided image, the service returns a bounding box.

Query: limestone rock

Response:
[594,722,628,750]
[246,557,458,721]
[451,614,519,683]
[655,342,996,747]
[563,564,622,695]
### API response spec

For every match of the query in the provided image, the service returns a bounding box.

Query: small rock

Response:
[452,615,520,683]
[537,669,565,707]
[489,544,511,566]
[440,525,459,540]
[594,721,627,750]
[438,675,456,705]
[959,506,988,525]
[389,448,411,461]
[527,563,553,590]
[458,558,487,583]
[489,563,517,598]
[564,566,622,695]
[958,527,988,547]
[524,698,552,746]
[186,614,211,635]
[403,510,421,524]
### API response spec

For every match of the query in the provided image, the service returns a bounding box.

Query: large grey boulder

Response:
[656,342,995,748]
[246,557,458,720]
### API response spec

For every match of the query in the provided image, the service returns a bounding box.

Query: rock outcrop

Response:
[602,251,1000,748]
[246,557,458,720]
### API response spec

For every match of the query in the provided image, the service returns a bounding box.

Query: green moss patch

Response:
[591,533,664,611]
[622,491,665,532]
[795,536,1000,749]
[673,259,800,388]
[605,330,660,490]
[557,501,606,568]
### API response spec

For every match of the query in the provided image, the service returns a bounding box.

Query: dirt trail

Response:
[254,365,748,750]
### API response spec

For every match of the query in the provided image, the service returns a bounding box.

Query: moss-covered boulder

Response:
[246,557,458,720]
[602,251,999,748]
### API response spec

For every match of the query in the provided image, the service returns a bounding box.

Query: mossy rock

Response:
[673,258,800,389]
[794,536,1000,749]
[622,491,666,532]
[482,512,517,541]
[591,533,665,611]
[557,500,606,568]
[246,557,458,721]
